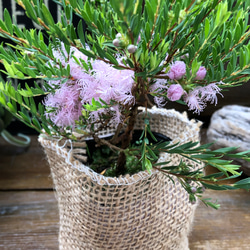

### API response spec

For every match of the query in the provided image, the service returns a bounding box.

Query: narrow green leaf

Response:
[234,178,250,190]
[42,3,55,26]
[105,52,118,65]
[224,37,230,54]
[32,117,41,130]
[146,146,158,161]
[204,18,210,39]
[4,9,13,35]
[202,182,236,191]
[23,0,38,22]
[234,23,242,43]
[239,48,245,68]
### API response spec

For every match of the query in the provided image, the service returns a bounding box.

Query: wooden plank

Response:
[0,136,53,190]
[0,191,59,250]
[189,189,250,250]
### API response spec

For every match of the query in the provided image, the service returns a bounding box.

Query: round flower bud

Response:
[195,66,207,80]
[127,44,137,53]
[116,33,122,38]
[190,186,197,193]
[167,61,186,80]
[113,38,120,47]
[167,84,184,101]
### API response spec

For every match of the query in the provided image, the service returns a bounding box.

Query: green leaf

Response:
[32,117,41,130]
[146,146,158,161]
[202,172,224,179]
[42,3,55,26]
[234,178,250,190]
[84,0,93,21]
[224,37,230,54]
[23,0,38,22]
[94,43,106,59]
[239,48,245,68]
[7,102,16,113]
[213,147,238,154]
[194,34,199,51]
[144,22,151,42]
[202,182,236,191]
[80,47,96,59]
[234,23,242,43]
[105,52,118,65]
[145,1,154,26]
[4,9,13,35]
[144,157,152,172]
[201,198,220,210]
[204,18,210,39]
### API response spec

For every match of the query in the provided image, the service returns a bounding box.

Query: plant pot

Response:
[39,107,202,250]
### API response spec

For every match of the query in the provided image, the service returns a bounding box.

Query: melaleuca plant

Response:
[0,0,250,208]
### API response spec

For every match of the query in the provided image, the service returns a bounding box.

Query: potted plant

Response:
[0,0,250,249]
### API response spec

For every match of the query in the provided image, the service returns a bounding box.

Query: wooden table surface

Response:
[0,134,250,250]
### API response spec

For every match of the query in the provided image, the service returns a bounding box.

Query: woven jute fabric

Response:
[39,107,202,250]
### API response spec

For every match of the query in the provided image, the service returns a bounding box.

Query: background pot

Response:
[39,107,202,250]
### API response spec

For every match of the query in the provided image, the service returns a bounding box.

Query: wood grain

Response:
[0,191,59,250]
[190,189,250,250]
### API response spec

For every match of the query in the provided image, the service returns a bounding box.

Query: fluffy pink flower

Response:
[80,60,135,105]
[48,44,136,126]
[195,66,207,80]
[198,83,222,105]
[184,92,206,114]
[44,81,82,128]
[184,83,223,113]
[78,59,135,125]
[167,61,186,80]
[167,84,184,101]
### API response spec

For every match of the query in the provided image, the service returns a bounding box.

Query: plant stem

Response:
[115,105,139,175]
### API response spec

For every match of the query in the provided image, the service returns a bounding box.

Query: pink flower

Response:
[47,44,136,126]
[167,84,184,101]
[195,66,207,80]
[184,83,223,113]
[198,83,222,105]
[167,61,186,80]
[77,59,135,125]
[184,92,206,114]
[44,81,82,127]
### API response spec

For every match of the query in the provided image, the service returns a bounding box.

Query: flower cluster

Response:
[44,45,135,128]
[44,43,223,128]
[151,59,222,113]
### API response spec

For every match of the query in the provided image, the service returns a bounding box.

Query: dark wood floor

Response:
[0,134,250,250]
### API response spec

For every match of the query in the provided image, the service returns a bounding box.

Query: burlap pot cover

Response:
[39,107,202,250]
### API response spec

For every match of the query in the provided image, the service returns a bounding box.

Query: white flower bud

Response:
[191,186,197,193]
[113,38,120,47]
[116,33,122,38]
[127,44,137,53]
